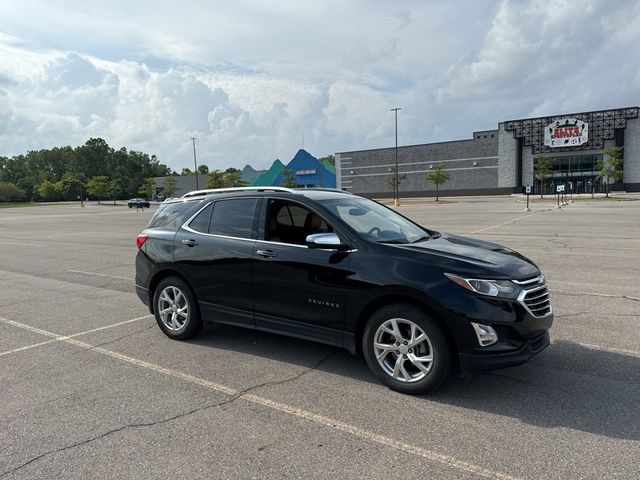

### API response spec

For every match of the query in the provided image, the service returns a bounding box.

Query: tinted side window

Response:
[188,203,213,233]
[275,204,307,227]
[209,199,257,239]
[147,201,200,230]
[267,200,333,245]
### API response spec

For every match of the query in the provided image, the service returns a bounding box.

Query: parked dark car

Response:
[128,198,150,208]
[135,187,553,394]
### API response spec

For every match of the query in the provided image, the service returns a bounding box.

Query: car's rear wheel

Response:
[362,304,451,394]
[153,277,202,340]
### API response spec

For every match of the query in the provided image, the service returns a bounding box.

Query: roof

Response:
[175,187,353,203]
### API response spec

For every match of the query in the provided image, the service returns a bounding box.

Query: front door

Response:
[252,198,351,347]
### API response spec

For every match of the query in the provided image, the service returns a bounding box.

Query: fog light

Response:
[471,323,498,347]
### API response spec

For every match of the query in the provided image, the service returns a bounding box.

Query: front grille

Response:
[518,283,552,318]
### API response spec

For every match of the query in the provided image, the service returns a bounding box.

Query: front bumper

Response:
[458,330,550,374]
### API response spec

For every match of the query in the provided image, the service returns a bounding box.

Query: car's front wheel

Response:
[153,277,203,340]
[362,304,451,394]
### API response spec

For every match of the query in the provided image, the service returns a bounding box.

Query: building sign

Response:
[544,118,588,147]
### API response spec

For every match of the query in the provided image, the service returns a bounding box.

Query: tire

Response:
[153,276,203,340]
[362,303,451,395]
[128,205,133,208]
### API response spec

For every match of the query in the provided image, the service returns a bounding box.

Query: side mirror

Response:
[305,233,350,251]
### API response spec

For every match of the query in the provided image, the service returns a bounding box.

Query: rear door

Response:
[252,198,351,347]
[174,197,260,328]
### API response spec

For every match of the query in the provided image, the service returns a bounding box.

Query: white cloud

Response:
[0,0,639,172]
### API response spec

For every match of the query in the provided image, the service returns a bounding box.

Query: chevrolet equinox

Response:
[135,187,553,394]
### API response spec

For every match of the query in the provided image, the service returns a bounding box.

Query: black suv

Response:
[135,187,552,394]
[128,198,150,208]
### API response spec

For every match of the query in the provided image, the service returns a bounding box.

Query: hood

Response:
[395,233,539,279]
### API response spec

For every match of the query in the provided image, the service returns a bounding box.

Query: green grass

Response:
[0,202,45,208]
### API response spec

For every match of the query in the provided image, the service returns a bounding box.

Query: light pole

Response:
[390,107,401,206]
[191,137,199,190]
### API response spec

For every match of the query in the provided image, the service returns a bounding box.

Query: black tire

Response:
[362,303,451,395]
[128,205,133,208]
[153,276,203,340]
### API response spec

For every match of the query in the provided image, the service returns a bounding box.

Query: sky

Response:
[1,0,639,172]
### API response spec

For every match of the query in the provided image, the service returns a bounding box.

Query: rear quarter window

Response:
[147,201,201,230]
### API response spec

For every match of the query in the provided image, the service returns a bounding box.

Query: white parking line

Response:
[0,339,60,357]
[553,290,640,301]
[68,270,133,281]
[3,316,521,480]
[0,241,46,247]
[468,209,548,234]
[0,315,152,357]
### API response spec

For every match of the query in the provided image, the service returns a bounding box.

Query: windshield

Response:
[319,197,430,244]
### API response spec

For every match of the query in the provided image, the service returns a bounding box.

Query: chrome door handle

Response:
[256,249,276,258]
[182,239,199,247]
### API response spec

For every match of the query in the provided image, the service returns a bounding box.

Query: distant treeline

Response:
[0,138,172,202]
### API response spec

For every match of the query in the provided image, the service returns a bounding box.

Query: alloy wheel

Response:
[373,318,434,383]
[157,286,189,332]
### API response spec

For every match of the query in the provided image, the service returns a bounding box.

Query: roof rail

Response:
[181,186,296,198]
[294,188,353,195]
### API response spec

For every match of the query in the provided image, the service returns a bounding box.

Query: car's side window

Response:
[209,198,257,239]
[188,203,213,233]
[266,200,333,246]
[148,201,199,230]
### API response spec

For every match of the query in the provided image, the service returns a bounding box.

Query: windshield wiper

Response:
[377,239,407,244]
[411,236,432,243]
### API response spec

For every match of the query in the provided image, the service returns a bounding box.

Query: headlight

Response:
[444,273,518,298]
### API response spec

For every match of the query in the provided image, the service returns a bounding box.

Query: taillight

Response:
[136,234,149,249]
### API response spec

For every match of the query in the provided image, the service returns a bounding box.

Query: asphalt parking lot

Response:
[1,195,639,479]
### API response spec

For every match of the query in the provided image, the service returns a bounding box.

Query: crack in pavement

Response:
[68,324,157,356]
[0,350,336,478]
[553,291,640,302]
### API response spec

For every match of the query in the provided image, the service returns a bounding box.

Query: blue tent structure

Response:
[272,149,336,188]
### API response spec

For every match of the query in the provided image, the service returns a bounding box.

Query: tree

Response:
[224,168,248,187]
[205,169,248,189]
[181,168,193,175]
[0,139,172,201]
[0,182,26,201]
[35,179,62,201]
[280,169,297,188]
[534,157,553,198]
[162,176,178,198]
[138,178,155,199]
[59,172,85,201]
[424,164,450,201]
[85,176,111,203]
[387,167,406,198]
[597,146,624,198]
[197,164,210,175]
[206,170,226,189]
[318,155,335,166]
[109,179,122,205]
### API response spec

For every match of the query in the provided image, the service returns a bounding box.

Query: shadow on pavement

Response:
[190,326,640,441]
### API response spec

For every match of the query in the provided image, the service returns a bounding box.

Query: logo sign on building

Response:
[544,118,588,148]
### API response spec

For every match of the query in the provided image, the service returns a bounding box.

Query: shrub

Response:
[0,182,26,201]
